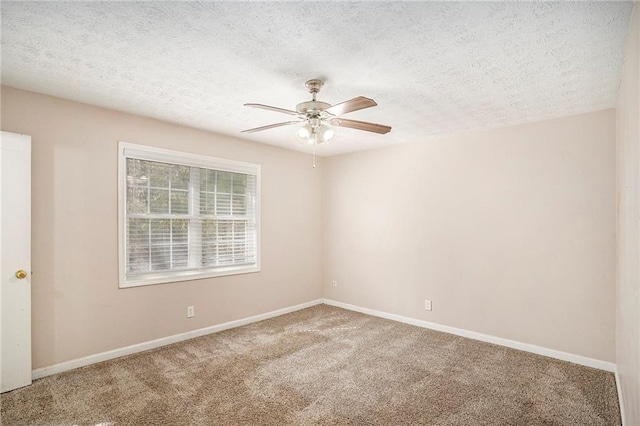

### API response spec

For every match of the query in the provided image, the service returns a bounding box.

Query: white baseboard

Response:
[32,298,616,381]
[323,299,616,373]
[32,299,324,380]
[615,368,626,426]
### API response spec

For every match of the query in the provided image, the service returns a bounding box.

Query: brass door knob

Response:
[15,270,27,279]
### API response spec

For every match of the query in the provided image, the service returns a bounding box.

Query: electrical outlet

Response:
[424,300,432,311]
[187,305,195,318]
[332,280,337,287]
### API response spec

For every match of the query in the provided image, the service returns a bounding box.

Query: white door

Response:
[0,131,31,393]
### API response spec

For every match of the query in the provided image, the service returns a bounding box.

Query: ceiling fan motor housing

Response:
[297,81,332,124]
[296,101,332,116]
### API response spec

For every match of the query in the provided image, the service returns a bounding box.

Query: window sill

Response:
[119,265,261,288]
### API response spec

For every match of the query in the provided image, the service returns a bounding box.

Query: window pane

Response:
[233,220,247,261]
[207,169,217,191]
[149,162,170,187]
[171,165,190,190]
[202,193,215,215]
[232,195,246,215]
[150,219,171,271]
[127,186,148,213]
[201,219,217,266]
[171,190,189,214]
[232,173,247,194]
[127,158,150,186]
[127,218,150,272]
[216,171,232,194]
[219,220,233,264]
[172,219,189,268]
[234,221,246,237]
[217,194,231,215]
[150,188,170,214]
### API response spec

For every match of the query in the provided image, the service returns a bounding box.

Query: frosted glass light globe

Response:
[295,122,335,145]
[295,123,314,145]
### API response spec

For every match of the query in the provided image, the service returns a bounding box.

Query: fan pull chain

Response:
[313,143,316,168]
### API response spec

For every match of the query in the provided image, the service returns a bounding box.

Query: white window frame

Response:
[118,142,261,288]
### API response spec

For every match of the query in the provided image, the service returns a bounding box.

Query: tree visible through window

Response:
[119,143,260,288]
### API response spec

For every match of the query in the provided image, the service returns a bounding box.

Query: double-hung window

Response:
[118,142,260,288]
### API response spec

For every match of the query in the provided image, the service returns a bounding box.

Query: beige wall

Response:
[0,86,323,369]
[616,4,640,425]
[323,110,616,363]
[0,84,621,374]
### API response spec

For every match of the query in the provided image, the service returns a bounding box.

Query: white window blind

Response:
[119,143,260,288]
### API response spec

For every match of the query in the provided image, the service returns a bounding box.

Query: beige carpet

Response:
[1,305,621,425]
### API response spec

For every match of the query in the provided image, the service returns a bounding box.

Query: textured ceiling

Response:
[0,1,634,156]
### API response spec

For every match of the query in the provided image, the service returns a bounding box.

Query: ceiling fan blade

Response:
[241,121,300,133]
[244,103,298,116]
[325,96,377,116]
[330,118,391,134]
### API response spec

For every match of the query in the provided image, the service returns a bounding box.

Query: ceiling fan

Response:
[241,79,392,146]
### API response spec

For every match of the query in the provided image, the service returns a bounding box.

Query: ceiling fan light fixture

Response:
[295,123,314,144]
[322,126,335,142]
[296,122,335,145]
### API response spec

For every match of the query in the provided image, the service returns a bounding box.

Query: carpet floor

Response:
[1,305,621,425]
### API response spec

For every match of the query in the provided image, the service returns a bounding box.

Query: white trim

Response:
[323,299,616,373]
[616,368,626,426]
[119,142,260,175]
[121,265,261,288]
[118,143,126,288]
[32,299,323,380]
